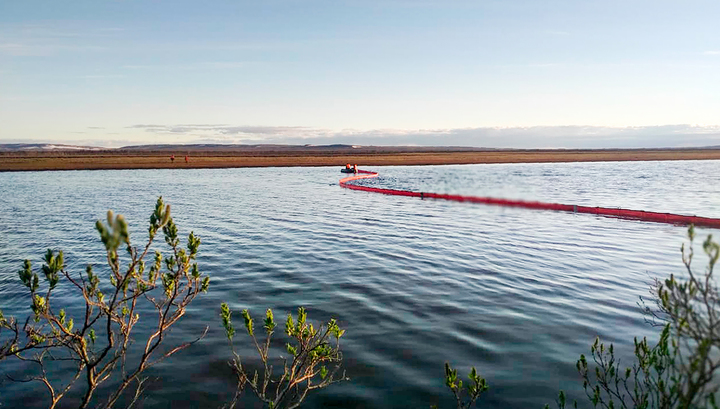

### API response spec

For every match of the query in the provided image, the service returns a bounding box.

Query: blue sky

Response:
[1,0,719,148]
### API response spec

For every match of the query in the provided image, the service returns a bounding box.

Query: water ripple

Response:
[0,162,718,408]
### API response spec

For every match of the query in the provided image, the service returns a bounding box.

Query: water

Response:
[0,160,718,408]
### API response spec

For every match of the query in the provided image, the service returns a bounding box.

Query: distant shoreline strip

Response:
[3,149,720,172]
[339,169,720,228]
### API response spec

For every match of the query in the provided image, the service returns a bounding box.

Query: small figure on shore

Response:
[170,155,175,163]
[185,155,189,163]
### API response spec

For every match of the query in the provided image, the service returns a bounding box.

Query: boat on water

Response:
[341,164,359,173]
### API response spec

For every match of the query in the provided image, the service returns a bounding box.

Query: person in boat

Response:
[345,163,351,170]
[353,164,358,173]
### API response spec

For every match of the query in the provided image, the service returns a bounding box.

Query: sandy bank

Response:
[1,149,720,172]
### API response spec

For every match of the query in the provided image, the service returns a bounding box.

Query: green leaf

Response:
[264,308,276,332]
[241,309,254,336]
[286,313,295,337]
[220,303,235,341]
[320,365,328,380]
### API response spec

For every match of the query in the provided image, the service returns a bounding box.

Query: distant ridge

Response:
[3,143,720,154]
[0,143,487,154]
[119,143,362,151]
[0,143,107,152]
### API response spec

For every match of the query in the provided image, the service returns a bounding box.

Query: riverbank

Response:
[2,148,720,172]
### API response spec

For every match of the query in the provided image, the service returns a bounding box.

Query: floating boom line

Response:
[339,169,720,228]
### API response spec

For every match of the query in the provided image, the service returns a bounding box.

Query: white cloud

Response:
[123,124,720,149]
[122,62,248,70]
[0,42,106,56]
[0,23,118,56]
[544,30,570,36]
[79,74,126,79]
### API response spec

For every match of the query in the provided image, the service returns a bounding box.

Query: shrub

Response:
[449,227,720,409]
[557,227,720,409]
[435,362,488,409]
[220,304,348,409]
[0,197,210,408]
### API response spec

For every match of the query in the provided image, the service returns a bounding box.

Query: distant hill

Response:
[0,143,106,152]
[117,143,485,153]
[119,143,359,151]
[3,143,720,156]
[0,143,488,155]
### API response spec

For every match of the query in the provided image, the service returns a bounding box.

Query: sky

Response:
[1,0,719,148]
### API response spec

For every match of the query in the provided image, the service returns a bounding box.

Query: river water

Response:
[0,160,719,408]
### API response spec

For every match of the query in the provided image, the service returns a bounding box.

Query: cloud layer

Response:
[126,124,720,149]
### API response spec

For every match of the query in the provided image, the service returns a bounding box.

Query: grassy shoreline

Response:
[2,148,720,172]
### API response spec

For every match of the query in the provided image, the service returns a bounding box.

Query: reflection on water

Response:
[0,161,719,408]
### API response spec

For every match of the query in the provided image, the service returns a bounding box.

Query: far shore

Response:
[1,148,720,172]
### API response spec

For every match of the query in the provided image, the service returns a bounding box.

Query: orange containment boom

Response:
[339,169,720,228]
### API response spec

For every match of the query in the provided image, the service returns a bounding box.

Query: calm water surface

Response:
[1,160,719,408]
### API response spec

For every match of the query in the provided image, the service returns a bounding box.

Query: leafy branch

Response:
[220,305,348,409]
[0,197,210,409]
